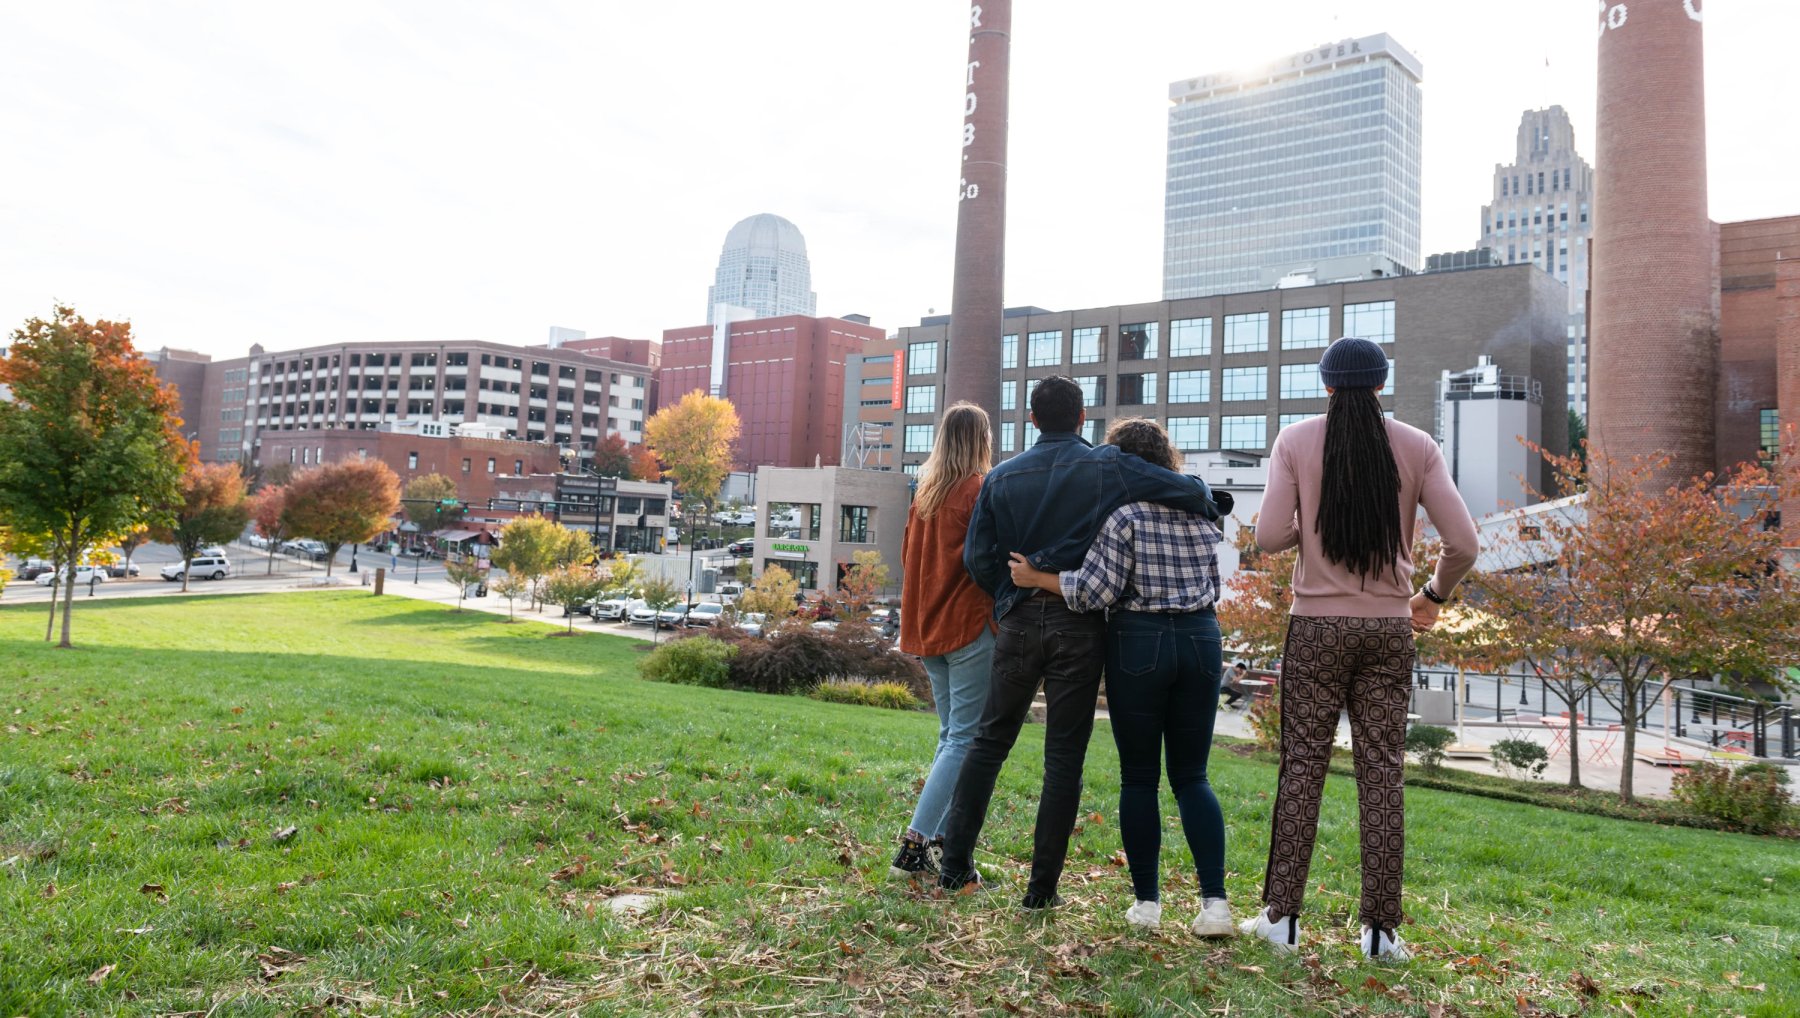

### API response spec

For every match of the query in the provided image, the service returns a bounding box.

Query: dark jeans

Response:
[938,596,1106,902]
[1106,609,1226,902]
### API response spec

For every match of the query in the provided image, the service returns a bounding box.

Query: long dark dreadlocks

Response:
[1316,386,1402,579]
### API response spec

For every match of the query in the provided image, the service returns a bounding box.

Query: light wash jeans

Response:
[907,627,995,839]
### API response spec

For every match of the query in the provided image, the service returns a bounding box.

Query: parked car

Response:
[161,556,230,582]
[736,612,769,638]
[565,589,628,618]
[629,602,684,629]
[247,533,271,550]
[282,539,328,560]
[714,509,757,526]
[593,595,641,621]
[18,558,56,581]
[37,565,109,587]
[726,539,754,556]
[103,561,141,578]
[683,602,726,628]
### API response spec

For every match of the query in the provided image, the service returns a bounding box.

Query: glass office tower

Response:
[1163,34,1424,298]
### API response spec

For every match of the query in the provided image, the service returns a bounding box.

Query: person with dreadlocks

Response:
[1240,337,1478,962]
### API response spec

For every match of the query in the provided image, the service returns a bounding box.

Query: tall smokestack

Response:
[942,0,1011,425]
[1589,0,1716,483]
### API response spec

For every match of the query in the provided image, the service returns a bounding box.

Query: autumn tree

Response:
[644,392,737,515]
[0,307,189,647]
[837,550,892,620]
[543,563,605,634]
[282,459,402,577]
[402,473,462,548]
[738,564,801,624]
[248,484,291,575]
[444,557,489,613]
[590,433,633,479]
[117,524,150,577]
[629,445,663,483]
[601,552,641,595]
[490,572,529,622]
[490,515,588,610]
[638,575,682,645]
[153,462,251,592]
[1217,518,1297,667]
[1472,445,1800,803]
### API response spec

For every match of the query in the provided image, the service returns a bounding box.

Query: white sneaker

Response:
[1124,900,1162,928]
[1360,926,1412,962]
[1190,897,1233,937]
[1239,907,1300,954]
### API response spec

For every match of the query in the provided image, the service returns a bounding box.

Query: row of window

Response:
[260,351,642,389]
[905,409,1402,460]
[908,360,1394,416]
[908,301,1397,376]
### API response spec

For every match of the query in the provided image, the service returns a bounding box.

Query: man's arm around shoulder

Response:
[1116,448,1233,520]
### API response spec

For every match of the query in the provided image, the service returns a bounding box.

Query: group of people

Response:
[893,337,1479,960]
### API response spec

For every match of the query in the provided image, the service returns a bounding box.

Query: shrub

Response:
[730,628,929,702]
[639,635,737,689]
[1672,761,1793,834]
[811,679,924,711]
[1491,738,1550,780]
[1404,724,1456,772]
[1246,685,1281,751]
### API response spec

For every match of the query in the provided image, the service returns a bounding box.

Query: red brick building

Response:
[659,314,885,470]
[257,427,562,507]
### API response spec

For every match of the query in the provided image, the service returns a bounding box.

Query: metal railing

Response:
[1410,665,1797,760]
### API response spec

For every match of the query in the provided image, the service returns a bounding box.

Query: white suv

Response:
[36,565,109,587]
[162,556,231,582]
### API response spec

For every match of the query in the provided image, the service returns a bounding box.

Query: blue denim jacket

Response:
[963,431,1229,621]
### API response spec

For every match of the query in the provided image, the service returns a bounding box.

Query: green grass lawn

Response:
[2,593,1796,1016]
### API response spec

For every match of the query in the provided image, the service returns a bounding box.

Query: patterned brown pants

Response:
[1261,615,1416,932]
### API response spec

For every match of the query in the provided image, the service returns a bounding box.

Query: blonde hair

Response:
[914,402,993,518]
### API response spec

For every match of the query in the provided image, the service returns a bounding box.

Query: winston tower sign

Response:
[943,1,1012,426]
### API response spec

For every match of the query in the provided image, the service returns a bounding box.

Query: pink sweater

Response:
[1257,416,1480,619]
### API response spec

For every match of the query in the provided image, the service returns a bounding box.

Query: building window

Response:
[1117,372,1157,405]
[1001,380,1019,412]
[1220,415,1268,449]
[514,459,523,474]
[1343,301,1395,344]
[1168,417,1208,452]
[999,423,1016,452]
[1279,363,1327,400]
[1001,333,1018,369]
[1278,413,1317,434]
[1382,360,1396,397]
[904,385,937,415]
[1223,313,1268,354]
[904,424,935,453]
[1027,330,1061,367]
[1280,307,1331,350]
[1170,318,1211,357]
[1222,367,1267,402]
[1074,375,1105,406]
[908,342,939,375]
[1760,409,1780,463]
[407,452,418,469]
[487,458,496,474]
[839,505,871,544]
[1071,327,1105,365]
[1080,418,1104,444]
[1120,322,1158,360]
[1167,370,1210,403]
[461,457,471,473]
[766,558,819,591]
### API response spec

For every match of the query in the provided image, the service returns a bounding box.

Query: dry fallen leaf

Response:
[272,826,298,843]
[87,964,116,985]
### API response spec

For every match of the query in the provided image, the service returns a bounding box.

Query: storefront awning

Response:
[432,529,482,543]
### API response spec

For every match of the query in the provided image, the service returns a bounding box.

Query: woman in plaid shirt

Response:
[1009,418,1231,936]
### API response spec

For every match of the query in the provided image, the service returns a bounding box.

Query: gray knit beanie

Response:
[1318,336,1388,389]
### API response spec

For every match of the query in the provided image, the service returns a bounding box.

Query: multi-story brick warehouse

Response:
[148,339,654,467]
[660,314,887,471]
[885,264,1570,492]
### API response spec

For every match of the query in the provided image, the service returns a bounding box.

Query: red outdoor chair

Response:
[1540,713,1583,759]
[1587,724,1622,765]
[1722,730,1752,753]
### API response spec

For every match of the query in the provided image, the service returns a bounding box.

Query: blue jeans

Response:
[907,628,995,839]
[1106,608,1226,902]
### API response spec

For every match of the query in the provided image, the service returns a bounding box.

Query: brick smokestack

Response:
[1589,0,1717,484]
[1778,258,1800,558]
[942,0,1011,426]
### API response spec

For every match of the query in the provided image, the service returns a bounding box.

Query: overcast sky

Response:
[3,1,1794,359]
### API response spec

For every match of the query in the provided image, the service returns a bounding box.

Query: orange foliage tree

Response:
[590,433,633,479]
[0,307,190,646]
[282,459,401,577]
[1472,444,1800,802]
[153,462,251,592]
[644,392,738,509]
[249,484,291,575]
[629,444,663,484]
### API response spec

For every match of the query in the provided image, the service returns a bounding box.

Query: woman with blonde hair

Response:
[890,401,996,879]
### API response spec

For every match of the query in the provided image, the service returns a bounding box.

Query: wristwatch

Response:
[1420,583,1448,605]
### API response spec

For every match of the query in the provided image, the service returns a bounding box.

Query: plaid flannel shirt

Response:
[1057,501,1223,614]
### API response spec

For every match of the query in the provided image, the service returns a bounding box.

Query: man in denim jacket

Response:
[937,376,1230,908]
